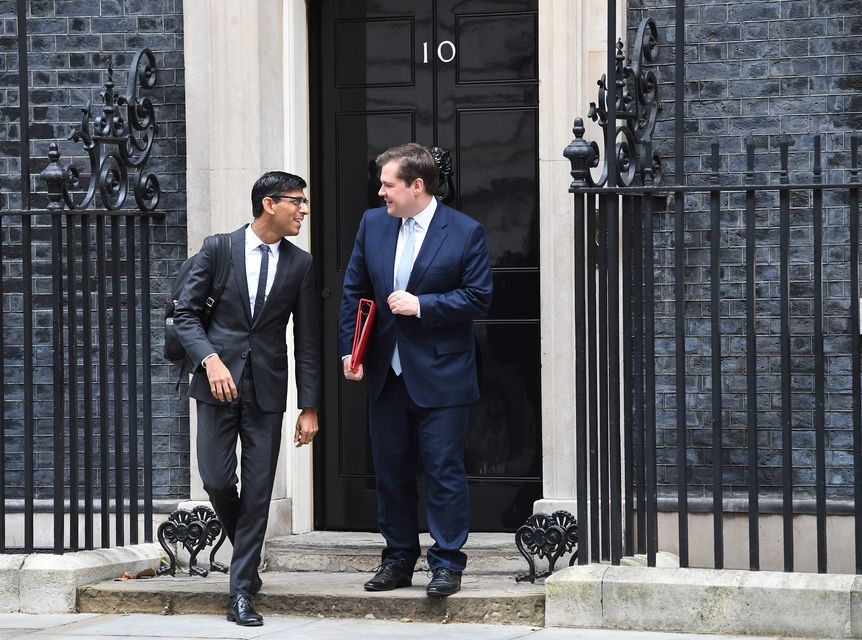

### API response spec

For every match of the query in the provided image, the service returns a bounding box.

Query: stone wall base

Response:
[546,563,862,639]
[0,544,162,613]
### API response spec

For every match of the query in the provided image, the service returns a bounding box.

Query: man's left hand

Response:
[294,408,318,447]
[387,290,419,316]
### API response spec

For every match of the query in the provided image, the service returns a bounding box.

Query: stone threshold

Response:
[77,571,545,626]
[264,531,526,575]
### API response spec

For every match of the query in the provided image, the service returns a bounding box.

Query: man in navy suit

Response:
[339,143,492,597]
[175,172,320,625]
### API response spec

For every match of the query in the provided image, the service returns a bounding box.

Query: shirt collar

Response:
[403,197,437,231]
[245,224,281,254]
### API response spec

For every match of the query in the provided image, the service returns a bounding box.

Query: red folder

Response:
[350,298,376,372]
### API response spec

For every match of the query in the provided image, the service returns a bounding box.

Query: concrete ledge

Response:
[546,563,862,639]
[0,555,26,612]
[18,543,162,614]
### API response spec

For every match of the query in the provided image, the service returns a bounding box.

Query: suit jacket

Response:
[338,203,492,408]
[174,225,320,413]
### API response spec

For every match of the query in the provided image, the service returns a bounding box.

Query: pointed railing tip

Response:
[47,141,61,163]
[573,117,585,139]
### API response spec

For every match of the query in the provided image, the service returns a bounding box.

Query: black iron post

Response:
[565,118,598,565]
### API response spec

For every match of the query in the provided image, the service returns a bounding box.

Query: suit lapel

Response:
[231,226,252,326]
[256,237,294,325]
[407,204,448,291]
[254,238,293,325]
[378,214,401,294]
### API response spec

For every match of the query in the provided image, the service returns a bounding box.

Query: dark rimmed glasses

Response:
[270,194,309,207]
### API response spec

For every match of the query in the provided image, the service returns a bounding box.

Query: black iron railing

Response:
[0,50,161,554]
[562,1,862,574]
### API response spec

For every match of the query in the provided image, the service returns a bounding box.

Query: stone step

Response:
[77,571,545,626]
[264,531,527,576]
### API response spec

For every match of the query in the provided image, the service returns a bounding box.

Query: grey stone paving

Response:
[0,613,808,640]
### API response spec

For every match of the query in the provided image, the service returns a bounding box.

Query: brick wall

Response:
[0,0,189,502]
[620,0,862,503]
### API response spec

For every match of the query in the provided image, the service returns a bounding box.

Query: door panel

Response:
[313,0,541,532]
[455,107,539,267]
[335,110,416,268]
[335,18,416,87]
[455,12,538,83]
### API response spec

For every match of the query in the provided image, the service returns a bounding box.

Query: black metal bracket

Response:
[515,510,578,583]
[564,18,662,191]
[157,505,228,577]
[39,48,161,212]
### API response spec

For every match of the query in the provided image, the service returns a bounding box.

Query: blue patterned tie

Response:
[252,244,269,321]
[391,218,416,375]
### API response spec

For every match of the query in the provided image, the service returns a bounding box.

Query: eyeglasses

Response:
[270,194,309,207]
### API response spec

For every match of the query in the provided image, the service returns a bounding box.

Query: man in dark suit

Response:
[339,143,492,597]
[174,171,320,626]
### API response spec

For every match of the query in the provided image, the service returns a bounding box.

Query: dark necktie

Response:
[252,244,269,321]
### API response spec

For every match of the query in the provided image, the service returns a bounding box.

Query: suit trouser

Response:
[368,369,471,573]
[196,360,283,596]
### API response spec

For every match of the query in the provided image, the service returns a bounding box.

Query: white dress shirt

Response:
[202,226,281,368]
[245,224,281,317]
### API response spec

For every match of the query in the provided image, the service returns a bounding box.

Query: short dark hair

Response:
[251,171,307,217]
[376,143,438,195]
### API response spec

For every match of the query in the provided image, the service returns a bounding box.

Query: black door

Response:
[311,0,541,532]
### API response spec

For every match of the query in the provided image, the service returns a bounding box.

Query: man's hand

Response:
[343,356,363,381]
[294,408,318,447]
[387,290,419,316]
[205,355,237,402]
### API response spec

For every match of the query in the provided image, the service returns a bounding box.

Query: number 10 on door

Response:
[422,40,456,63]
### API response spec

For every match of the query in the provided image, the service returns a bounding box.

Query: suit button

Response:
[241,352,247,359]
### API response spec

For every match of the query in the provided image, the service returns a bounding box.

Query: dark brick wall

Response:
[1,0,189,502]
[623,0,862,503]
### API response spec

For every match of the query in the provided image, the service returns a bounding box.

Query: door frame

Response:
[304,0,616,531]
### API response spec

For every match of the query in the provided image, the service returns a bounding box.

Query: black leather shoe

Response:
[227,594,263,626]
[426,568,461,597]
[363,563,412,591]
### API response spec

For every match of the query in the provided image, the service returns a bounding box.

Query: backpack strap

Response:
[206,233,232,312]
[175,233,232,392]
[202,233,232,316]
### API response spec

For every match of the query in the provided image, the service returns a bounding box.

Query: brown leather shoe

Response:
[227,594,263,626]
[363,563,412,591]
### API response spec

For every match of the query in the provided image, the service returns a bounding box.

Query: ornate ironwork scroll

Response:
[157,506,228,577]
[515,510,578,583]
[39,48,160,211]
[566,18,662,189]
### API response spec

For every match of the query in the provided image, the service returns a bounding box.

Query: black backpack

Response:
[164,233,232,366]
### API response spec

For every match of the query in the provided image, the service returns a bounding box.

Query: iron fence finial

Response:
[40,142,67,212]
[564,117,599,191]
